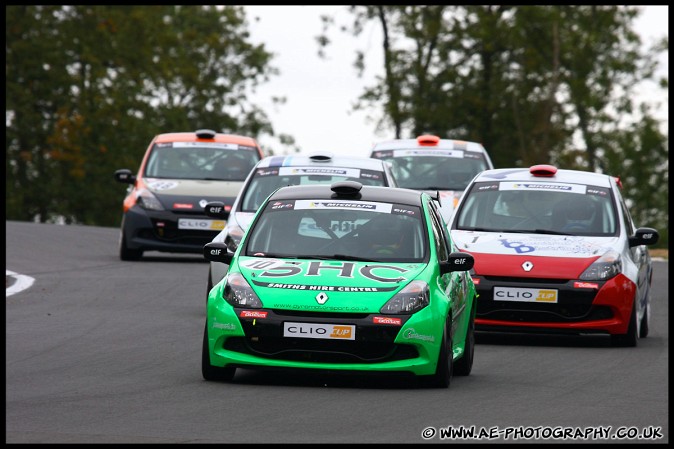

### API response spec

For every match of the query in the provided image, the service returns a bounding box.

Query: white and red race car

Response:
[449,164,659,346]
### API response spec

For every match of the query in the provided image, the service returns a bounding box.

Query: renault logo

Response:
[316,292,329,304]
[522,261,534,272]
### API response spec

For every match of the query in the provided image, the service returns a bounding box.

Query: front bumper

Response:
[122,205,222,254]
[205,290,446,376]
[473,273,636,335]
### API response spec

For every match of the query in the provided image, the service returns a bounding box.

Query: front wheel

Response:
[202,323,236,382]
[206,269,214,303]
[119,231,143,261]
[419,318,453,388]
[454,300,475,376]
[611,302,638,347]
[639,285,651,338]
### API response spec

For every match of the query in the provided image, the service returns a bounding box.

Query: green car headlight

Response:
[380,280,429,314]
[579,250,622,281]
[223,272,263,308]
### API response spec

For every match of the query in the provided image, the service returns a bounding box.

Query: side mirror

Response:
[203,242,234,264]
[204,201,230,220]
[629,227,659,247]
[440,251,475,274]
[423,190,441,203]
[114,169,136,184]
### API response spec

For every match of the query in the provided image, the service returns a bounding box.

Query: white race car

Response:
[203,152,398,297]
[369,135,494,223]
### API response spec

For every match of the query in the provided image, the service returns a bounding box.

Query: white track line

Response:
[6,270,35,297]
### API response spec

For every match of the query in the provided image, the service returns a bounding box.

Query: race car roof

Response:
[473,167,614,188]
[153,131,260,147]
[268,183,425,207]
[371,138,487,153]
[256,153,389,171]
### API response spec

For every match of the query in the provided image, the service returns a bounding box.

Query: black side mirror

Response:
[114,169,136,184]
[203,242,234,264]
[204,201,230,220]
[629,227,659,247]
[440,251,475,274]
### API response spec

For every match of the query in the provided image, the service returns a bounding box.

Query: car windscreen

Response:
[244,199,428,263]
[144,142,259,181]
[370,149,489,190]
[453,181,618,236]
[240,166,388,212]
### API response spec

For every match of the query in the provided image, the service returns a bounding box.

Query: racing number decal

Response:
[499,239,535,254]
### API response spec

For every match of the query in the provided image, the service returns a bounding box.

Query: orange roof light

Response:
[417,135,440,146]
[529,164,557,177]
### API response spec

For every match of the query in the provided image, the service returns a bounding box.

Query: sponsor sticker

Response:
[239,310,268,319]
[295,199,392,213]
[499,181,587,194]
[278,166,360,178]
[373,316,402,326]
[574,281,599,289]
[493,286,558,303]
[146,180,179,191]
[402,328,435,342]
[172,142,239,150]
[177,218,226,230]
[393,149,464,158]
[283,322,355,340]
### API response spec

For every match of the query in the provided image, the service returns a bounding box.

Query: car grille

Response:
[223,337,418,364]
[482,275,569,284]
[477,304,614,322]
[475,277,612,323]
[146,219,220,242]
[272,309,371,319]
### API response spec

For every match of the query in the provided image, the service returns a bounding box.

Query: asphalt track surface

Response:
[5,220,669,444]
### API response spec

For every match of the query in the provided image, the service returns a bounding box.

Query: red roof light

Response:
[529,164,557,177]
[417,135,440,146]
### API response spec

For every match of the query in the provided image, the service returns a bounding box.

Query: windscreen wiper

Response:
[303,254,378,262]
[507,229,572,236]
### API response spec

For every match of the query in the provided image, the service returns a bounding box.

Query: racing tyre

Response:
[611,302,638,348]
[639,301,650,339]
[206,270,213,303]
[419,318,453,388]
[202,324,236,382]
[454,301,475,376]
[119,228,142,261]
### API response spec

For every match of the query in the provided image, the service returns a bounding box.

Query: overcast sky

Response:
[244,5,669,158]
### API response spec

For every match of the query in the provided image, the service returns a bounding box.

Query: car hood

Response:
[436,190,464,222]
[235,257,427,313]
[144,178,244,211]
[233,212,256,232]
[451,230,621,279]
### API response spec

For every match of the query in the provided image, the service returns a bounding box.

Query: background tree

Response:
[318,5,668,247]
[6,5,281,227]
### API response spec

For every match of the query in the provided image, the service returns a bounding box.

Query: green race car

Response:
[202,181,476,388]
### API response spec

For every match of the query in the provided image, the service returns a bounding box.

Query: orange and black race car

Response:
[114,129,264,260]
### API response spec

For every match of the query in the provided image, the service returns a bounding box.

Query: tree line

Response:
[5,5,668,247]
